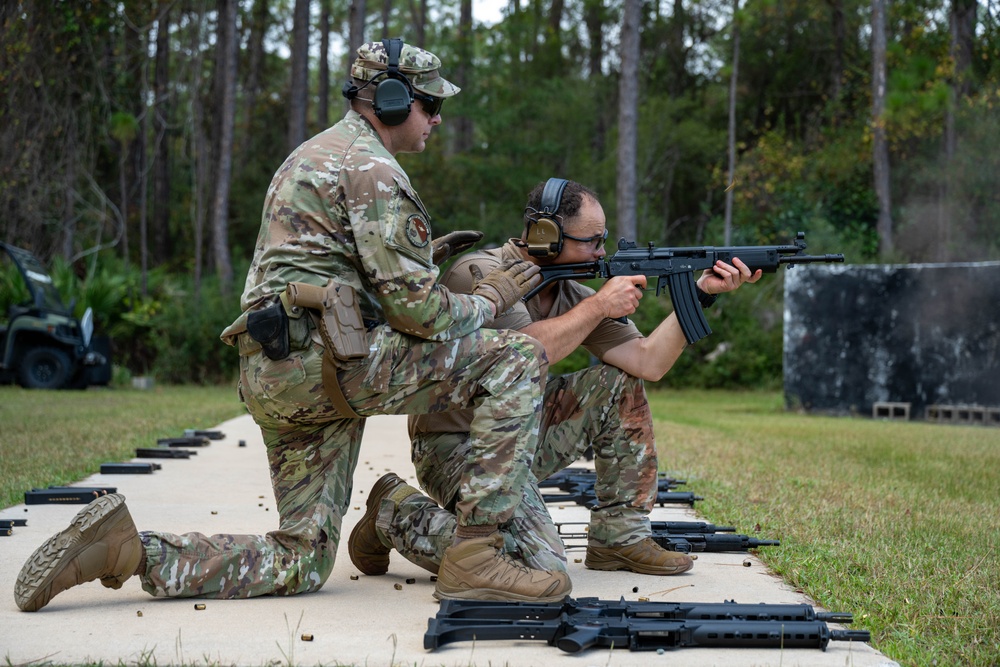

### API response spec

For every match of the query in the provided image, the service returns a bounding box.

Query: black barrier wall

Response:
[783,262,1000,419]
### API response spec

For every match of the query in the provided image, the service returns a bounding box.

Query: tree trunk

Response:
[408,0,427,47]
[288,0,311,153]
[153,5,172,266]
[584,0,606,158]
[616,0,640,241]
[723,0,740,245]
[828,0,845,112]
[62,123,77,261]
[348,0,367,98]
[118,140,130,267]
[212,0,237,294]
[382,0,392,36]
[871,0,893,258]
[138,103,150,296]
[190,0,210,298]
[667,0,687,97]
[940,0,977,260]
[453,0,474,153]
[242,0,269,156]
[318,0,331,130]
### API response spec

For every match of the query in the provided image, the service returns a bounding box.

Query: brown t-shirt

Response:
[409,240,643,436]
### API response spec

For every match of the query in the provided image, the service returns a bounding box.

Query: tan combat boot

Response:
[585,537,694,575]
[15,493,144,612]
[348,472,419,575]
[434,534,572,603]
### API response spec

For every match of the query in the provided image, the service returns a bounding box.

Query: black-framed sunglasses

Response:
[563,228,608,250]
[413,92,444,117]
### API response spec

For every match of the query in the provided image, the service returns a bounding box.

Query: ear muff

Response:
[372,38,413,126]
[525,178,569,258]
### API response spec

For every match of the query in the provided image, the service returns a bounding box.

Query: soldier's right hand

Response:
[470,259,542,315]
[594,275,646,319]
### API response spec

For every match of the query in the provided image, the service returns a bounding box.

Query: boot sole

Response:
[585,553,694,576]
[433,584,571,604]
[14,493,130,612]
[347,473,404,576]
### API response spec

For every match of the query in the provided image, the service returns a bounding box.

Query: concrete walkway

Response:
[0,413,899,667]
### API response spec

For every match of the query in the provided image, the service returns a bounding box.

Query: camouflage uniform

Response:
[136,47,548,599]
[375,241,660,573]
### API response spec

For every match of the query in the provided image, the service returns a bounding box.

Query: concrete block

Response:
[873,402,910,420]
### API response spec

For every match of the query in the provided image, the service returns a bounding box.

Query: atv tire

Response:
[18,346,73,389]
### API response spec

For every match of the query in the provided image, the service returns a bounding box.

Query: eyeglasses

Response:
[413,92,444,117]
[563,228,608,251]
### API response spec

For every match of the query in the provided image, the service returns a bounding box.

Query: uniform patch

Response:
[405,214,430,248]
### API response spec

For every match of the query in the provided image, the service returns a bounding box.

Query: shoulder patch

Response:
[405,214,430,248]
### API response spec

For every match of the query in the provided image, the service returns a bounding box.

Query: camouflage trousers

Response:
[378,364,659,573]
[138,324,546,598]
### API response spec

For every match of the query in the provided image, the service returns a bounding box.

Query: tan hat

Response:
[351,40,461,98]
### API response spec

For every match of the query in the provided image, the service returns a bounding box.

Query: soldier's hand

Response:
[470,259,541,315]
[432,230,484,265]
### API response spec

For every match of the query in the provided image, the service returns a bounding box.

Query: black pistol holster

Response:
[246,298,290,360]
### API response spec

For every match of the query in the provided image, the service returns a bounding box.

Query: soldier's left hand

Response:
[697,257,762,295]
[432,231,484,265]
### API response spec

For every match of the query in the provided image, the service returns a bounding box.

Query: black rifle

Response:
[542,486,701,508]
[424,596,869,653]
[183,429,225,440]
[540,466,685,491]
[556,524,778,553]
[556,520,778,553]
[136,447,197,459]
[157,436,210,448]
[100,462,162,475]
[524,232,845,344]
[649,520,736,533]
[541,468,693,507]
[651,533,780,553]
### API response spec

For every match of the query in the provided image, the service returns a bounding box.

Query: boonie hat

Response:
[351,40,461,98]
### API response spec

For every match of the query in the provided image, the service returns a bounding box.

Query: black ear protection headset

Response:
[341,37,414,127]
[524,178,570,258]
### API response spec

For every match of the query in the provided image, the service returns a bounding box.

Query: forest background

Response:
[2,0,999,387]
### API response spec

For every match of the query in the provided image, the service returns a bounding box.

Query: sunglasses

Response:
[413,92,444,117]
[563,227,608,250]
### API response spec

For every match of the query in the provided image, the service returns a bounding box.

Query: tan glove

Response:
[432,230,484,265]
[470,259,542,314]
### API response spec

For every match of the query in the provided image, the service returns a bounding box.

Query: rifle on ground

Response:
[424,596,870,653]
[540,466,685,491]
[542,487,700,508]
[524,232,845,344]
[541,467,697,507]
[651,532,780,553]
[556,520,779,553]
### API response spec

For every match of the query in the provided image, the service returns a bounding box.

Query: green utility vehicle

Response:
[0,242,111,389]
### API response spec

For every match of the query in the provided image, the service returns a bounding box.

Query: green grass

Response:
[650,389,1000,667]
[0,385,246,509]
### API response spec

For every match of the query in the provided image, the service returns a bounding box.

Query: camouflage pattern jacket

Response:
[221,110,491,346]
